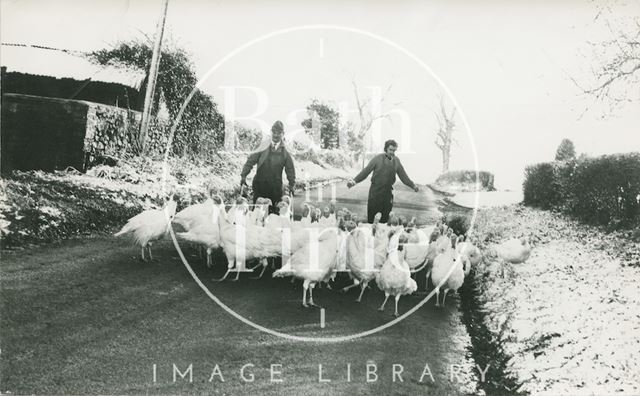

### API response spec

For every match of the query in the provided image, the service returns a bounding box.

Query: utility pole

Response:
[139,0,169,153]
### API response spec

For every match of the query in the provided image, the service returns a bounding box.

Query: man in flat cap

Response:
[347,139,419,223]
[240,121,296,211]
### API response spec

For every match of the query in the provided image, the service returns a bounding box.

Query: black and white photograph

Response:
[1,1,639,394]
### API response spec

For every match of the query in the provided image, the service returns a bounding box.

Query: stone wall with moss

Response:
[84,102,141,161]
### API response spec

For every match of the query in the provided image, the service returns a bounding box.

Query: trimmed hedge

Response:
[523,152,640,227]
[435,170,495,191]
[522,162,562,209]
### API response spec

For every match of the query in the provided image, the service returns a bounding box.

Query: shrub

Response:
[292,145,322,166]
[445,213,470,236]
[301,100,340,149]
[435,170,495,191]
[234,124,263,153]
[523,162,564,209]
[91,41,226,159]
[522,152,640,228]
[317,149,353,169]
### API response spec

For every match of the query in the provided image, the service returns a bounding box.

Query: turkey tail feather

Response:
[114,225,131,237]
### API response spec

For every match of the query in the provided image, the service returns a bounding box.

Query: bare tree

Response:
[573,5,640,113]
[351,79,392,168]
[434,96,457,173]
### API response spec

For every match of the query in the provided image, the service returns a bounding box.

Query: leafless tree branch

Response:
[577,8,640,114]
[349,78,393,167]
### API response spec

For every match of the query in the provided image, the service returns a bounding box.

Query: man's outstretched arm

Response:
[350,155,379,185]
[396,160,419,192]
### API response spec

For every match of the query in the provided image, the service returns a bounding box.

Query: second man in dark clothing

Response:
[347,139,419,223]
[240,120,296,211]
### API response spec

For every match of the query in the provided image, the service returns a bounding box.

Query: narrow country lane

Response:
[0,181,486,395]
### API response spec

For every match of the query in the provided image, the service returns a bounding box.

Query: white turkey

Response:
[342,213,390,302]
[226,197,249,226]
[375,232,418,316]
[280,195,293,220]
[430,248,468,307]
[403,217,430,273]
[456,235,482,276]
[213,198,282,281]
[273,228,339,307]
[247,197,271,226]
[264,201,292,230]
[298,203,313,226]
[172,197,214,231]
[312,207,322,223]
[435,232,452,253]
[317,205,336,227]
[114,199,177,261]
[495,236,532,277]
[175,201,224,268]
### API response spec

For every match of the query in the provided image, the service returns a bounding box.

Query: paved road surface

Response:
[0,181,480,395]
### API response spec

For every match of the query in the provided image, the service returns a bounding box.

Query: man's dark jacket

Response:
[354,153,416,223]
[240,144,295,204]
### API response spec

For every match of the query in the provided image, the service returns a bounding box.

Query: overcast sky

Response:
[2,0,639,189]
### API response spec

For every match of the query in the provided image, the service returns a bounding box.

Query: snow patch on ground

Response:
[471,206,640,394]
[2,154,358,247]
[296,161,358,184]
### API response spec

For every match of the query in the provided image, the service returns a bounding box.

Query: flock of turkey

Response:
[114,193,532,316]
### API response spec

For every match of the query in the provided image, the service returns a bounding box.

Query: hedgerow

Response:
[523,152,640,228]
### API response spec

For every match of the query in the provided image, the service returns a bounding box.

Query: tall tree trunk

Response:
[434,96,456,174]
[442,145,450,173]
